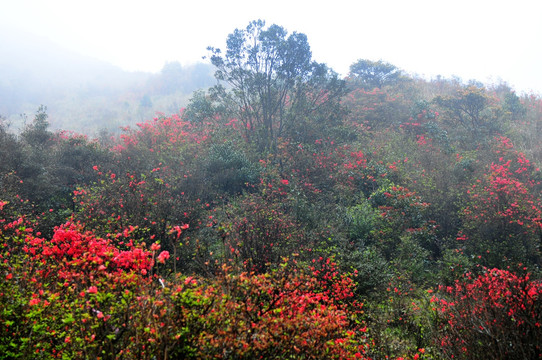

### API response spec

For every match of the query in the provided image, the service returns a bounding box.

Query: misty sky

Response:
[2,0,542,94]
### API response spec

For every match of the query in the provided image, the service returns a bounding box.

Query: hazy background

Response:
[1,0,541,133]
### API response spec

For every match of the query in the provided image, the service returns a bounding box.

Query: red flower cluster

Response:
[433,267,542,358]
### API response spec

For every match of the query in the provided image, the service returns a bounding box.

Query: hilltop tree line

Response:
[1,20,542,359]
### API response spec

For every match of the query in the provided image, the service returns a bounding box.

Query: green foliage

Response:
[393,234,433,285]
[0,117,23,175]
[365,276,436,360]
[0,107,114,236]
[503,90,526,117]
[348,59,402,89]
[433,86,507,144]
[183,89,223,123]
[369,183,435,259]
[205,141,260,194]
[20,105,51,147]
[346,198,377,243]
[17,106,55,205]
[341,246,391,297]
[437,248,477,284]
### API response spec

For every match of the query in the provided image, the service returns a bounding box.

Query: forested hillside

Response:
[1,20,541,359]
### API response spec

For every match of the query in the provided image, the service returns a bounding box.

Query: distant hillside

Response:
[0,27,214,134]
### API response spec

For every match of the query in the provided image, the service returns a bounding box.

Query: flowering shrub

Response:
[189,261,369,359]
[0,220,162,359]
[215,179,306,273]
[342,87,408,130]
[432,268,542,359]
[460,137,542,267]
[279,138,370,199]
[369,183,435,260]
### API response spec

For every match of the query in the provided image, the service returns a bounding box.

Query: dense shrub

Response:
[459,137,542,268]
[432,268,542,359]
[0,209,370,359]
[204,141,260,194]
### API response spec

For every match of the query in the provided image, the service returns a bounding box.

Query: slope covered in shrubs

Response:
[1,20,542,359]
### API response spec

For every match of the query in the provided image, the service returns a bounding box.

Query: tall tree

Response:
[348,59,402,89]
[207,20,346,153]
[433,85,506,138]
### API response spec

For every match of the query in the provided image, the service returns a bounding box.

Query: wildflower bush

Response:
[459,137,542,268]
[0,219,165,359]
[188,259,369,359]
[213,177,307,273]
[432,267,542,359]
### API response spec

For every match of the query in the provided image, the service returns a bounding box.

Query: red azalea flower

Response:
[157,251,170,264]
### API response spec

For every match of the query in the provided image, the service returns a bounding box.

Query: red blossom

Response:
[157,251,170,264]
[150,242,161,252]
